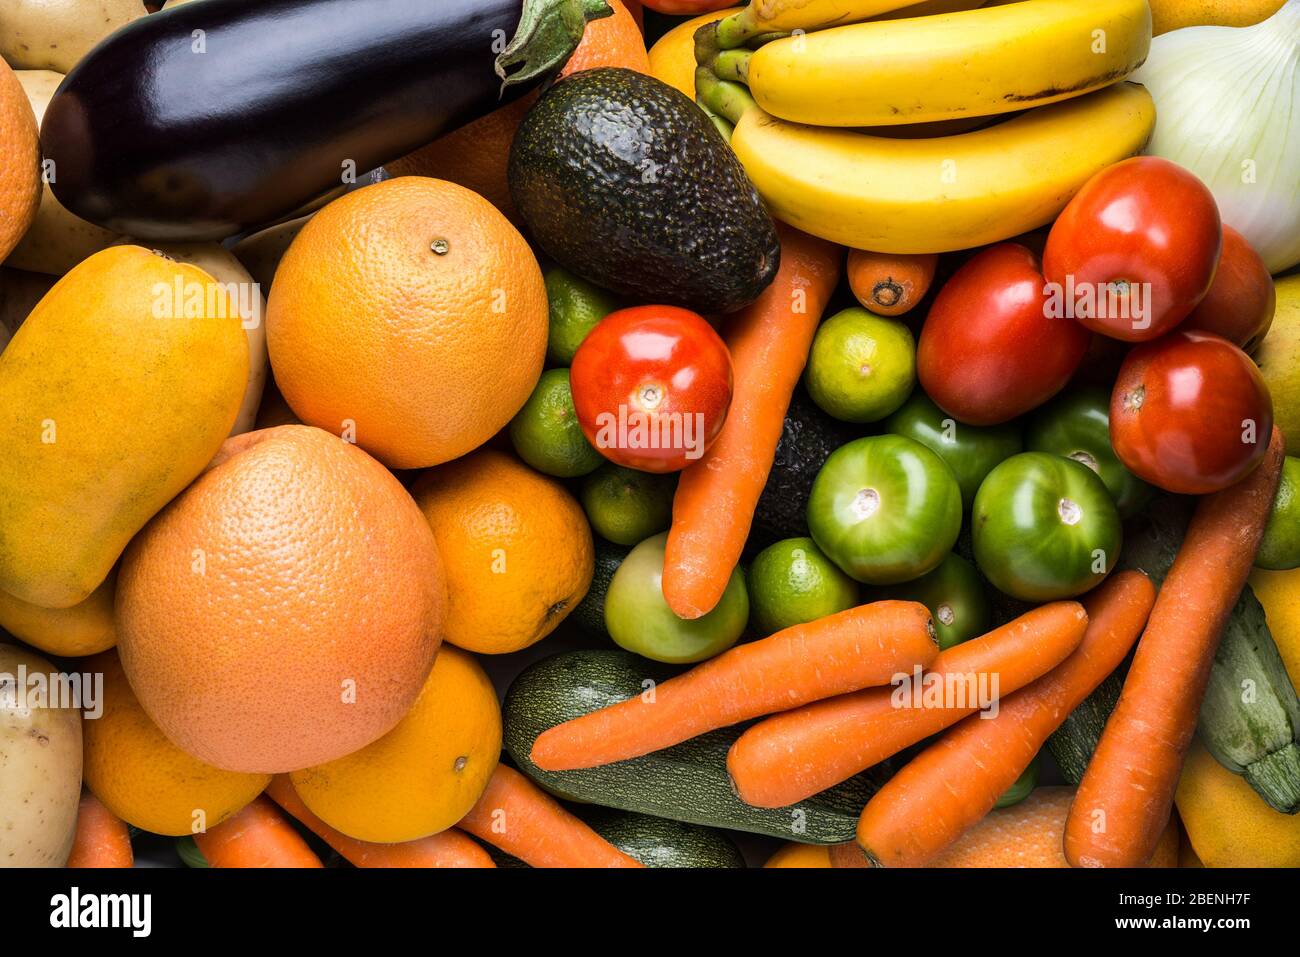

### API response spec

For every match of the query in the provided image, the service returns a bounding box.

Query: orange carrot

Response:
[846,249,938,317]
[727,601,1090,808]
[531,600,938,771]
[663,223,841,619]
[67,792,133,868]
[265,776,495,868]
[193,795,323,868]
[457,764,643,868]
[1066,429,1286,868]
[854,571,1155,867]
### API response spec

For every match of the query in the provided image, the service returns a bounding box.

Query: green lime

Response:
[580,464,677,546]
[545,267,620,365]
[805,307,916,423]
[1257,456,1300,570]
[747,537,860,636]
[879,552,990,649]
[509,368,603,478]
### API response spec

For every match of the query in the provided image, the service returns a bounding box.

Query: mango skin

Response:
[0,570,116,657]
[0,245,248,608]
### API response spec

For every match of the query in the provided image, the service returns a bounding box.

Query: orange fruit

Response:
[291,646,502,843]
[764,842,832,868]
[266,177,547,469]
[82,651,270,837]
[116,425,446,773]
[386,0,650,222]
[831,787,1180,867]
[412,450,594,654]
[0,59,40,261]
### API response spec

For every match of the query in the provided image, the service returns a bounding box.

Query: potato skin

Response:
[0,644,83,867]
[0,0,147,73]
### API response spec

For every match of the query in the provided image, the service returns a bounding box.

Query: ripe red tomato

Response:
[638,0,734,13]
[1110,329,1273,495]
[1043,156,1221,342]
[916,243,1090,426]
[1182,225,1276,352]
[571,305,733,473]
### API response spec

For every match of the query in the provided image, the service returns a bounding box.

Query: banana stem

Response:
[695,6,767,66]
[695,67,757,127]
[697,101,736,142]
[711,49,752,83]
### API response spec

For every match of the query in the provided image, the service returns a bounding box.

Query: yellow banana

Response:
[704,0,984,50]
[724,82,1155,255]
[731,0,1152,126]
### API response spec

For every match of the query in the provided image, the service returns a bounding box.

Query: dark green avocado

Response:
[510,67,780,314]
[750,386,858,550]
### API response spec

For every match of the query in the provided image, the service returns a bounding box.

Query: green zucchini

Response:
[1048,495,1300,812]
[570,540,628,637]
[503,649,895,843]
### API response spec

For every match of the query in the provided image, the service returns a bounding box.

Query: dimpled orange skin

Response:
[116,425,447,774]
[265,177,548,470]
[411,450,594,655]
[0,59,40,260]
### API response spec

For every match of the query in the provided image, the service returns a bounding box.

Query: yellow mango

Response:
[0,246,248,608]
[1249,566,1300,689]
[0,570,116,657]
[1176,739,1300,867]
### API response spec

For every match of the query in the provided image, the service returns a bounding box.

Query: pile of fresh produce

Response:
[1,0,1299,873]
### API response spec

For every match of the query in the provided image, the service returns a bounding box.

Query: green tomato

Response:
[973,452,1122,602]
[1025,386,1152,519]
[884,390,1022,509]
[747,537,860,636]
[804,308,916,423]
[604,532,748,664]
[1256,456,1300,570]
[879,552,990,649]
[808,434,962,585]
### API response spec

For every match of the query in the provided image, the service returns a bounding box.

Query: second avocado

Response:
[510,68,780,314]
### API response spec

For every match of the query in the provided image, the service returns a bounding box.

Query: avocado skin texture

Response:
[510,68,780,315]
[750,386,858,551]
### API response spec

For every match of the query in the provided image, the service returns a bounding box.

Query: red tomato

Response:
[1182,225,1276,352]
[571,305,733,473]
[1110,329,1273,495]
[916,243,1090,426]
[1043,156,1221,342]
[638,0,734,12]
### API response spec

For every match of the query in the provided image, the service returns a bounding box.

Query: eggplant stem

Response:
[497,0,612,93]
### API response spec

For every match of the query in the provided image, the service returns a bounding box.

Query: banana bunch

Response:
[696,0,1156,254]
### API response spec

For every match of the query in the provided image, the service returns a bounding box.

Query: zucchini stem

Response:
[1243,742,1300,814]
[497,0,613,92]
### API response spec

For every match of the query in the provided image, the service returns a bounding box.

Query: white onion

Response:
[1134,1,1300,273]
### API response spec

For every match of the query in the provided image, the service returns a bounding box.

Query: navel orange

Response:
[411,450,594,655]
[265,177,547,469]
[116,425,446,773]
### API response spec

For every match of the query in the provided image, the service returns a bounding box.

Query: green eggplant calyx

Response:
[497,0,612,94]
[1242,742,1300,814]
[695,68,757,128]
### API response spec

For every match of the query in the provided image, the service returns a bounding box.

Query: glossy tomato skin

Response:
[1043,156,1221,343]
[1110,329,1274,495]
[972,452,1121,602]
[1182,225,1276,353]
[916,243,1090,426]
[571,305,733,473]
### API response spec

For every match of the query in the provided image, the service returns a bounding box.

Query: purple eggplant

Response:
[40,0,611,240]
